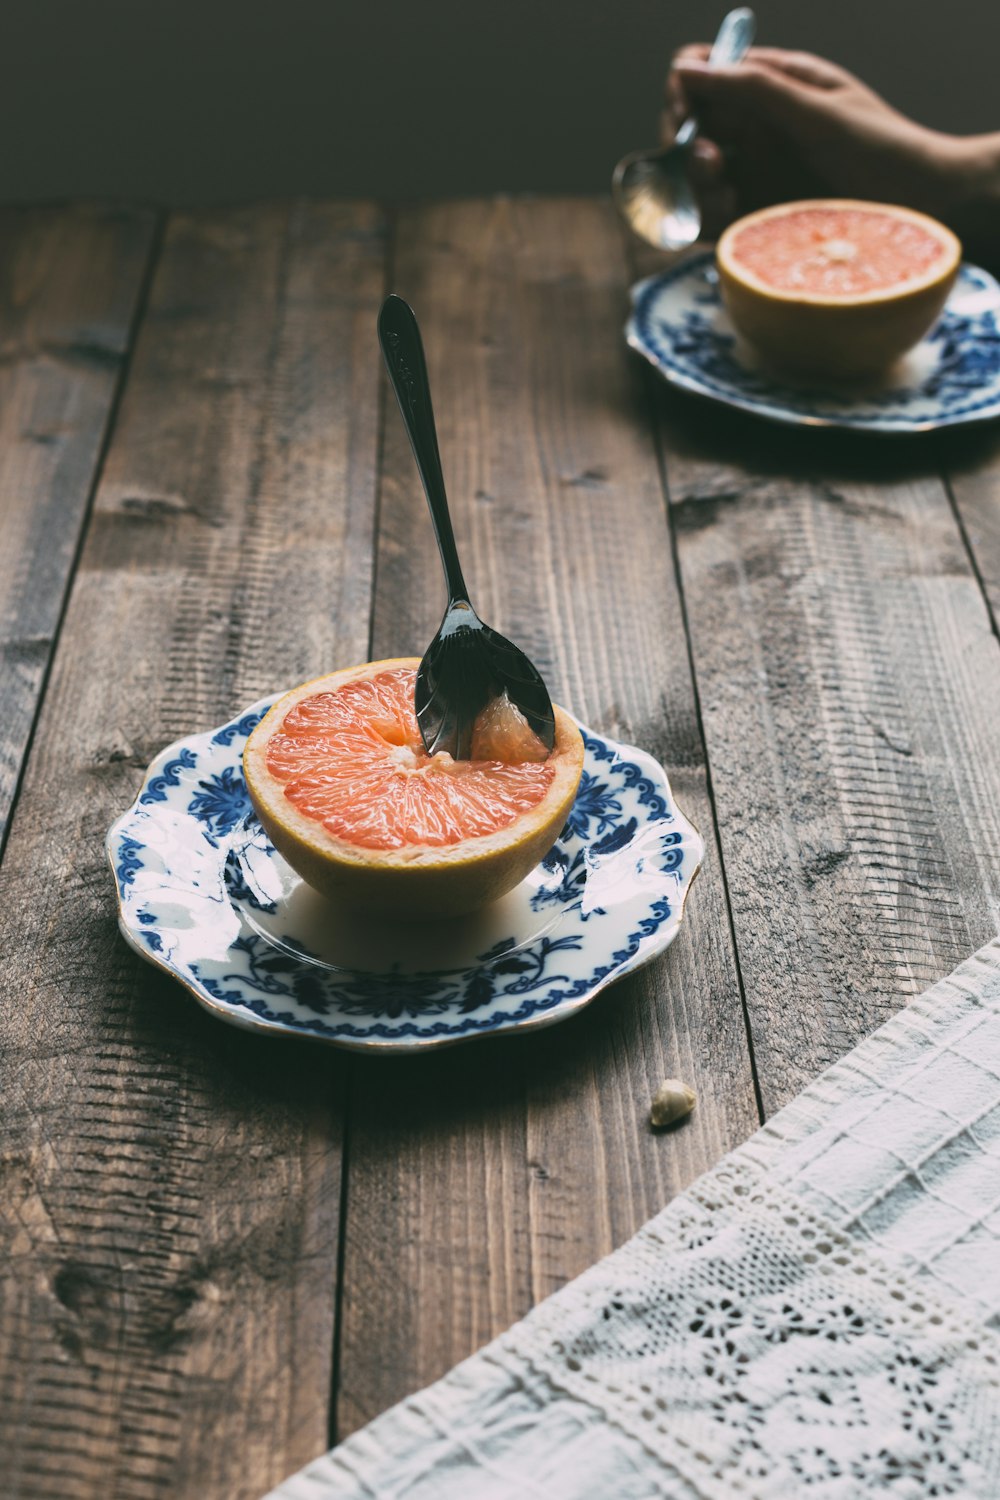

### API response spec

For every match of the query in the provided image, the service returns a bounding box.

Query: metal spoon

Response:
[612,7,755,251]
[377,294,556,761]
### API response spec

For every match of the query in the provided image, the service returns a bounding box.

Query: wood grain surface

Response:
[0,203,385,1499]
[944,422,1000,631]
[335,198,758,1437]
[0,204,156,846]
[3,198,1000,1497]
[651,393,1000,1111]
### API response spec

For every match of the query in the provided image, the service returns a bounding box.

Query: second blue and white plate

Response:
[627,254,1000,433]
[106,697,704,1052]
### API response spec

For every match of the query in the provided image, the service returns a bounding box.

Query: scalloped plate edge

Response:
[106,706,706,1053]
[625,255,1000,435]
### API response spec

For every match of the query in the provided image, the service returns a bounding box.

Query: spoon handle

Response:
[674,7,755,148]
[708,6,755,66]
[377,294,470,605]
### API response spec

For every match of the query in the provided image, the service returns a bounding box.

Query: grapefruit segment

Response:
[244,658,584,918]
[471,691,550,764]
[716,200,961,378]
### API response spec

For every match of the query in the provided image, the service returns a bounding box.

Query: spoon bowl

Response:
[612,7,755,251]
[377,294,556,761]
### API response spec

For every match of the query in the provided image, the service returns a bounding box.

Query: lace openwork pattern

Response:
[268,941,1000,1500]
[503,1158,1000,1498]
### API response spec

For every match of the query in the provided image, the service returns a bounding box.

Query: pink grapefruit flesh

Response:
[716,200,961,378]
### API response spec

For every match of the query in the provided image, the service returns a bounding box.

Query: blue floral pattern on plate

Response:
[106,695,704,1051]
[627,254,1000,433]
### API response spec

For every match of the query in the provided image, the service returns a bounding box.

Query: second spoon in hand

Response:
[377,294,556,762]
[612,7,755,251]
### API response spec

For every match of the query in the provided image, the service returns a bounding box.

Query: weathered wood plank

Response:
[943,423,1000,633]
[0,202,386,1499]
[654,392,1000,1112]
[0,204,156,847]
[336,197,758,1437]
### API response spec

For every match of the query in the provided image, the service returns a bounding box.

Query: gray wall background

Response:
[2,0,997,204]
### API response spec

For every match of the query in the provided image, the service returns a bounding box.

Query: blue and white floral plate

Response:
[106,696,704,1052]
[627,254,1000,433]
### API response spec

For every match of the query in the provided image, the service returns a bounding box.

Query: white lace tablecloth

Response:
[266,940,1000,1499]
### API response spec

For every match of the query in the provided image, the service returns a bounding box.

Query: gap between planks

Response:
[0,204,161,861]
[0,202,386,1500]
[331,197,758,1441]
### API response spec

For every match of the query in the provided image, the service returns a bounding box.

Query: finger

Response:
[664,43,712,121]
[659,99,698,145]
[689,137,725,183]
[671,43,712,67]
[739,47,852,89]
[684,137,743,236]
[664,73,689,131]
[672,59,819,126]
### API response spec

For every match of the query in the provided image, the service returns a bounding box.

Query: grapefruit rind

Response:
[716,200,961,379]
[243,657,585,919]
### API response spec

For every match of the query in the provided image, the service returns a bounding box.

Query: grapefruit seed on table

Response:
[243,658,585,919]
[716,200,961,379]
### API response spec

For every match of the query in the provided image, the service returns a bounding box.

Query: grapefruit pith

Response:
[243,658,585,918]
[716,200,961,378]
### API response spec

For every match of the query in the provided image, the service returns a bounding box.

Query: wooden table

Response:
[2,198,1000,1499]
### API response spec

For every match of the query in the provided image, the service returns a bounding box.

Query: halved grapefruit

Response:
[243,658,584,918]
[716,200,961,378]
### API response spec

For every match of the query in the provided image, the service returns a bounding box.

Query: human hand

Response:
[662,47,967,239]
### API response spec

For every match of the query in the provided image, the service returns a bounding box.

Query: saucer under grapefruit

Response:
[243,658,585,918]
[716,200,961,378]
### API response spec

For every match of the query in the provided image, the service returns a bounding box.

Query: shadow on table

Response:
[129,940,661,1132]
[643,377,1000,488]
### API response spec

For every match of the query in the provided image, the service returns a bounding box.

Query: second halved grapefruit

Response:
[243,658,584,918]
[716,200,961,378]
